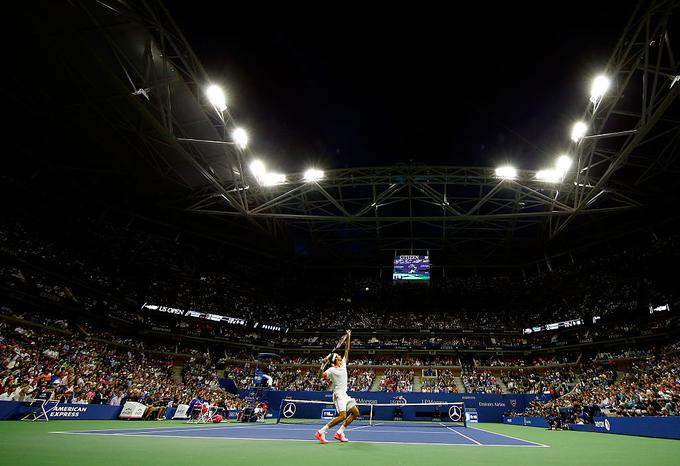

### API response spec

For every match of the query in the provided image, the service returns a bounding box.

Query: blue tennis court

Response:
[51,422,548,447]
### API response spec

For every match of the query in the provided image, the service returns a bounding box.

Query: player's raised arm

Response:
[320,354,331,378]
[343,330,351,363]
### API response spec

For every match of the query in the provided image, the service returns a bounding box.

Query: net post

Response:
[369,404,374,426]
[462,402,467,428]
[276,398,285,424]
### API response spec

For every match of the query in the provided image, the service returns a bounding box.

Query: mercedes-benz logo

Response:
[282,402,297,418]
[448,405,462,422]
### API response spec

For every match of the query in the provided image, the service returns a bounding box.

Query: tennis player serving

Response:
[315,330,360,443]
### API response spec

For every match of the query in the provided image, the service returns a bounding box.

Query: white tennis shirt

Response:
[324,358,348,394]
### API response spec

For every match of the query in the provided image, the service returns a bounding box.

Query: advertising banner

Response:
[172,404,191,420]
[241,390,550,423]
[118,401,147,419]
[0,401,122,420]
[504,415,680,439]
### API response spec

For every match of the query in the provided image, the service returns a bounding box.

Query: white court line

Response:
[440,423,482,445]
[48,431,547,447]
[347,423,383,431]
[342,429,462,435]
[52,425,230,433]
[56,423,532,439]
[467,426,549,448]
[50,423,547,447]
[60,426,475,435]
[57,423,279,435]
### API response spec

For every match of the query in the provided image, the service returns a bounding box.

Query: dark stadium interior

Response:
[1,1,680,465]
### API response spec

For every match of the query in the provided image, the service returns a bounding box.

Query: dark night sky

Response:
[166,1,636,174]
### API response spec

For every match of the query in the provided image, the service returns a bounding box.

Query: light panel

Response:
[249,159,266,178]
[261,172,286,186]
[571,121,588,142]
[495,165,518,180]
[536,169,560,183]
[232,127,249,149]
[206,84,227,112]
[590,75,611,103]
[304,168,325,182]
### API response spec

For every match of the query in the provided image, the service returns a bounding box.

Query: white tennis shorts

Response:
[334,392,356,413]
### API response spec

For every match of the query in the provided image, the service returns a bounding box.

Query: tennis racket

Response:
[334,332,349,351]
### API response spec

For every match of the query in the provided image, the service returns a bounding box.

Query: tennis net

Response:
[276,399,467,428]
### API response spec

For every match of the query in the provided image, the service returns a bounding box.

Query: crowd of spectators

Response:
[348,368,375,392]
[1,301,679,412]
[1,214,680,411]
[224,363,375,392]
[501,368,576,395]
[421,369,458,393]
[2,216,679,337]
[0,320,229,408]
[475,356,526,367]
[461,369,502,394]
[515,352,680,419]
[595,348,652,360]
[378,368,415,392]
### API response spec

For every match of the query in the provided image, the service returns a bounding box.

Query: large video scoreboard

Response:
[393,255,430,282]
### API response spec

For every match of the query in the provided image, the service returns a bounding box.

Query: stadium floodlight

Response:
[303,168,325,182]
[495,165,517,180]
[206,84,227,112]
[249,159,266,178]
[261,172,286,186]
[556,155,572,175]
[232,127,249,150]
[571,121,588,142]
[535,169,561,183]
[590,75,611,104]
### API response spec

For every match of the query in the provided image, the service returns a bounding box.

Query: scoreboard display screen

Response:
[523,318,583,334]
[393,255,430,282]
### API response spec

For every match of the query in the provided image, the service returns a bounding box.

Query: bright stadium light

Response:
[249,159,266,178]
[232,127,249,149]
[571,121,588,142]
[556,155,572,175]
[536,169,561,183]
[303,168,325,182]
[261,172,286,186]
[206,84,227,112]
[495,165,517,180]
[590,75,611,104]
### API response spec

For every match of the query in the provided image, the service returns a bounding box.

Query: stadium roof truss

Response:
[185,165,642,255]
[53,0,680,265]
